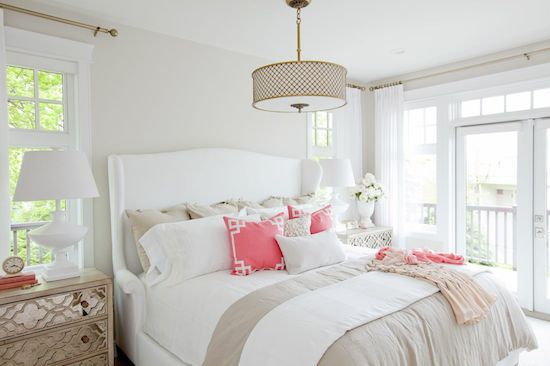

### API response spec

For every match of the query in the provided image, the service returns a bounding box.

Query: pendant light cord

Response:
[296,8,302,62]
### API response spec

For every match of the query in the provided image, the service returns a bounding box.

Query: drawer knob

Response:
[81,300,89,308]
[81,335,90,344]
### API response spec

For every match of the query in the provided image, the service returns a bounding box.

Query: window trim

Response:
[402,100,441,240]
[1,26,94,267]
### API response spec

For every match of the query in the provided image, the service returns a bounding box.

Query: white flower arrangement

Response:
[352,173,385,203]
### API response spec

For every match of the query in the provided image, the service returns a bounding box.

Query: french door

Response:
[456,119,550,313]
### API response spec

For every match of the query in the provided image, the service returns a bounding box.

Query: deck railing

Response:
[421,204,519,268]
[465,205,517,268]
[10,221,50,266]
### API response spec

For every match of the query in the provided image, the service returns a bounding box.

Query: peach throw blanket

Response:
[370,248,495,325]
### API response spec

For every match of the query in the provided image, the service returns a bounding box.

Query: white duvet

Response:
[143,246,374,366]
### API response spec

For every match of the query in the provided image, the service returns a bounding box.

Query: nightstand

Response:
[0,268,114,366]
[337,226,393,249]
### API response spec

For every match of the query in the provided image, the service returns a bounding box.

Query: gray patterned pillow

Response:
[284,215,311,237]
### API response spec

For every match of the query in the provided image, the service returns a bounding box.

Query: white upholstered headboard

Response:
[108,148,322,274]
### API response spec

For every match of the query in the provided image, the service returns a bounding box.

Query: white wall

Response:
[4,4,307,275]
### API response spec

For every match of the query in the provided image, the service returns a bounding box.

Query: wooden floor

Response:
[115,357,133,366]
[114,349,134,366]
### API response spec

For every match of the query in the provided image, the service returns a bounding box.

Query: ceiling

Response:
[32,0,550,82]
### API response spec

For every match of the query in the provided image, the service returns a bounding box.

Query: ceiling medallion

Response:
[252,0,347,113]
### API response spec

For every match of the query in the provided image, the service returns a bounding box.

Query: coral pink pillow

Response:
[224,213,286,276]
[288,205,332,234]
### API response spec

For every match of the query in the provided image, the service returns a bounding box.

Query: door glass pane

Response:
[465,131,518,293]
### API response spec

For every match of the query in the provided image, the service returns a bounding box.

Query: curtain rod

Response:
[0,2,118,37]
[346,83,366,91]
[368,46,550,91]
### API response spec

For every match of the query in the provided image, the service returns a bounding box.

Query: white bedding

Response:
[143,245,374,366]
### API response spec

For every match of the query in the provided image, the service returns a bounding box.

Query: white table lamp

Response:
[319,158,356,227]
[13,151,99,281]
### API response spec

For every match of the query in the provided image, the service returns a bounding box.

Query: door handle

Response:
[535,226,546,239]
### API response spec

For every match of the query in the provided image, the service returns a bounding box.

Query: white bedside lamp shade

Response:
[319,159,355,188]
[14,150,98,201]
[319,159,355,229]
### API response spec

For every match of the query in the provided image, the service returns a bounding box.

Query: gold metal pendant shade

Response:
[252,0,347,113]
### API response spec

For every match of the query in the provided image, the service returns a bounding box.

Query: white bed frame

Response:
[108,147,521,366]
[108,148,321,366]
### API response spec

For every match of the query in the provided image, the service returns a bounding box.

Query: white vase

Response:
[357,200,375,228]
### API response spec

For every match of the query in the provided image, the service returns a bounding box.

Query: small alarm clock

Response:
[2,256,25,276]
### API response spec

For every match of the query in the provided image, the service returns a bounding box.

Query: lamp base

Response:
[329,192,349,228]
[28,210,86,282]
[41,247,80,282]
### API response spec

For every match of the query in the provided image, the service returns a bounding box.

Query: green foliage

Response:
[6,66,34,97]
[38,71,63,100]
[6,66,64,131]
[7,100,35,129]
[39,103,64,131]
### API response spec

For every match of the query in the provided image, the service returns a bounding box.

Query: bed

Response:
[108,148,536,366]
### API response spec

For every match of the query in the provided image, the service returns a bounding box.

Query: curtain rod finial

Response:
[109,28,118,37]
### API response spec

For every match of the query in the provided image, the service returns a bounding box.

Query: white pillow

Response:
[275,230,346,274]
[140,214,260,286]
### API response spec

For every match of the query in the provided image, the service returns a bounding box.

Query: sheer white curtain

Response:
[374,85,403,245]
[334,87,363,180]
[332,87,363,221]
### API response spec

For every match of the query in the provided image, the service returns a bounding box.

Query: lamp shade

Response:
[319,158,355,188]
[13,151,99,201]
[252,61,347,113]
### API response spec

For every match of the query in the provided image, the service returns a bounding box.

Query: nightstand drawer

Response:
[0,319,108,366]
[0,285,107,341]
[338,227,393,249]
[65,353,108,366]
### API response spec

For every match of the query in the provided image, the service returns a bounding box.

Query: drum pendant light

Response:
[252,0,347,113]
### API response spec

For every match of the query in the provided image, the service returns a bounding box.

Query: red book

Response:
[0,278,38,291]
[0,273,36,285]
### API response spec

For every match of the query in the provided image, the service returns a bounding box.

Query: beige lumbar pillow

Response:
[186,202,240,219]
[261,193,315,208]
[126,204,190,272]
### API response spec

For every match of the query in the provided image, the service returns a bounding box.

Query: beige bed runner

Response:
[203,258,371,366]
[203,258,537,366]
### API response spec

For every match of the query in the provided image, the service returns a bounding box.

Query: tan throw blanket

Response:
[368,259,496,325]
[203,257,536,366]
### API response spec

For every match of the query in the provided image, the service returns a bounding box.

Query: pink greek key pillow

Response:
[288,204,332,234]
[223,213,286,276]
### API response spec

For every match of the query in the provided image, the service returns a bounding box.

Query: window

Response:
[7,66,65,131]
[309,111,335,159]
[1,28,93,268]
[458,87,550,119]
[6,61,74,266]
[403,106,438,231]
